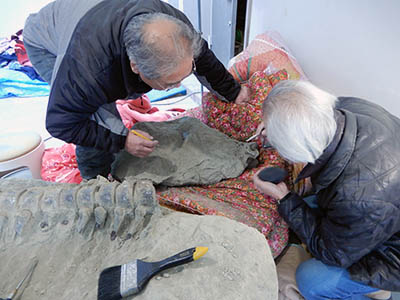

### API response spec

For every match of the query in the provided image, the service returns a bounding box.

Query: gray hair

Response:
[123,13,202,79]
[262,80,338,163]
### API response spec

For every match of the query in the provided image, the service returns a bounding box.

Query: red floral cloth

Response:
[202,69,288,141]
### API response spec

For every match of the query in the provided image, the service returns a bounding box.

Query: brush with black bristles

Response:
[97,246,208,300]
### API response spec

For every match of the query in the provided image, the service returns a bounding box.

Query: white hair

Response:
[262,80,338,163]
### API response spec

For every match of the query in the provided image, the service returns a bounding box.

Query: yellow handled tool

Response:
[131,129,152,141]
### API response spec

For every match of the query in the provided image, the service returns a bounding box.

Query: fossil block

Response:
[0,177,277,299]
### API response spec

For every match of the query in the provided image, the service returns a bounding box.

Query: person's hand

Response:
[255,121,265,136]
[234,85,251,105]
[124,130,158,157]
[253,169,290,201]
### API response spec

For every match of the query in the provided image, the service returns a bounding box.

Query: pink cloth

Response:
[41,143,82,184]
[116,95,184,129]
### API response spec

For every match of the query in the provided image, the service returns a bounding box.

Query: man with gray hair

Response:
[23,0,249,179]
[253,80,400,299]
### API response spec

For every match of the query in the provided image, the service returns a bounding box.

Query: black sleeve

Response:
[194,40,241,102]
[279,192,397,268]
[46,55,126,153]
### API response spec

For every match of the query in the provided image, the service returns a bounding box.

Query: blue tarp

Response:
[0,68,187,100]
[0,68,50,98]
[146,85,187,102]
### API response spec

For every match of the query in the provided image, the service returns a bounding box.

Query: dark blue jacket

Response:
[279,97,400,291]
[46,0,240,153]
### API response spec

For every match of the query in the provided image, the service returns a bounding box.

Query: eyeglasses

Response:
[156,60,197,91]
[260,134,273,149]
[246,127,273,149]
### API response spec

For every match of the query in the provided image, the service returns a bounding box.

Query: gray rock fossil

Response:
[0,177,278,299]
[113,117,259,186]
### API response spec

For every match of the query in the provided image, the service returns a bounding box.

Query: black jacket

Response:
[279,97,400,291]
[47,0,240,153]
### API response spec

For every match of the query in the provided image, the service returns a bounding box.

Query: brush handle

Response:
[135,248,197,292]
[156,247,196,272]
[133,247,207,295]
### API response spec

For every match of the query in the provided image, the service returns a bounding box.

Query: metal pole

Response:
[197,0,202,34]
[244,0,253,48]
[197,0,204,96]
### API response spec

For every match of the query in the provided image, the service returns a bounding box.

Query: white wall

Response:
[166,0,237,66]
[248,0,400,117]
[0,0,54,37]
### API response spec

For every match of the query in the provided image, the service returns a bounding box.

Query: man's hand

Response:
[234,85,251,105]
[124,130,158,157]
[253,169,290,201]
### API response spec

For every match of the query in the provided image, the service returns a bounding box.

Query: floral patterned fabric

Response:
[171,103,208,124]
[202,69,288,141]
[157,69,300,258]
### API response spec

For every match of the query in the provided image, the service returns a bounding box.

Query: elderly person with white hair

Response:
[253,80,400,300]
[23,0,249,180]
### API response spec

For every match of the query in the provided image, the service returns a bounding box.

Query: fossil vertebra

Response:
[0,177,159,248]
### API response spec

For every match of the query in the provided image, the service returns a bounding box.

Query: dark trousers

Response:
[75,146,116,180]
